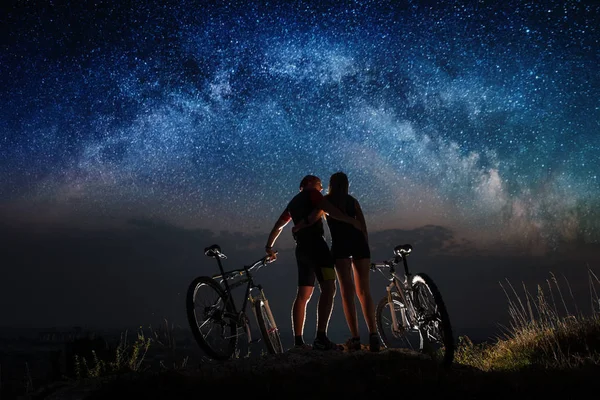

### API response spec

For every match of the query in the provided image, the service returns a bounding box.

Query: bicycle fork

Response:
[390,279,421,330]
[386,282,407,334]
[261,297,279,333]
[251,288,278,332]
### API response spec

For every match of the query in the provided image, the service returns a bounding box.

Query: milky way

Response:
[2,0,599,250]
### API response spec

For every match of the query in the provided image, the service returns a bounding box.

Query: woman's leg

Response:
[352,257,377,334]
[335,258,360,338]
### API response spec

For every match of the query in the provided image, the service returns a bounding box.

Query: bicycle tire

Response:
[376,291,417,350]
[186,276,238,360]
[411,273,455,367]
[254,297,284,354]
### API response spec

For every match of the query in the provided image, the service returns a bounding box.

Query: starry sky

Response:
[1,0,599,342]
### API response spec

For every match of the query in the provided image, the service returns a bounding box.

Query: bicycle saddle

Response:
[204,244,222,257]
[394,244,412,255]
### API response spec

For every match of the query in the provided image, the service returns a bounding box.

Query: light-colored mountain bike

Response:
[371,244,455,367]
[186,244,283,360]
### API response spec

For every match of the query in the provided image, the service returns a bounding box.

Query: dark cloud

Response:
[368,225,455,259]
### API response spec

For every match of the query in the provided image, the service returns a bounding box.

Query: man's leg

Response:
[312,275,342,350]
[292,285,314,345]
[315,278,336,335]
[293,245,316,347]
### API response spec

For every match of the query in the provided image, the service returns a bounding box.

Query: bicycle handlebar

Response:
[370,258,396,271]
[248,252,278,273]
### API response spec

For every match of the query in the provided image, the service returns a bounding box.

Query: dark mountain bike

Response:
[371,244,455,367]
[186,244,283,360]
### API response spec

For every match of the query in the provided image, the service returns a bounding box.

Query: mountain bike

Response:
[371,244,455,367]
[186,244,284,360]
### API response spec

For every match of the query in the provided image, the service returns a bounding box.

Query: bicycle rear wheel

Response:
[254,296,283,354]
[186,276,238,360]
[411,273,455,367]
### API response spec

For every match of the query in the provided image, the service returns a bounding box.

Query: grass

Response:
[1,321,195,399]
[74,328,152,379]
[455,268,600,371]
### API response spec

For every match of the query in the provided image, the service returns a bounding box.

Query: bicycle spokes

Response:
[202,303,223,321]
[377,294,417,351]
[414,285,445,343]
[189,279,238,359]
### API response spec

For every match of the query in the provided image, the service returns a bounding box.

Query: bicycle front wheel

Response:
[411,273,455,367]
[254,296,284,354]
[376,290,422,351]
[186,276,238,360]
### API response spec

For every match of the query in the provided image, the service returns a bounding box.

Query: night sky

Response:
[1,0,599,344]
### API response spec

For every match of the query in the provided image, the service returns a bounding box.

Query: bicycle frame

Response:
[373,253,419,334]
[210,255,274,343]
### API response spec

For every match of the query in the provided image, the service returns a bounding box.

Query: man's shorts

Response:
[331,228,371,260]
[295,239,335,287]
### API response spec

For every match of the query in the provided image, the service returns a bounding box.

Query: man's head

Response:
[299,175,322,191]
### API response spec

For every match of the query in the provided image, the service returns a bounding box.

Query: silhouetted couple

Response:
[265,172,380,352]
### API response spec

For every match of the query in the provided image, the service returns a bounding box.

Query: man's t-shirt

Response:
[279,188,324,243]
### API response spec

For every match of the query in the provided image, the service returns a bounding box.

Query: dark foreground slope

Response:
[42,347,600,400]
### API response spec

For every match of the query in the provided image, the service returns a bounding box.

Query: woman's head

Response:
[328,171,349,196]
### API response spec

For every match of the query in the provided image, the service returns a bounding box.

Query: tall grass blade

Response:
[563,273,580,317]
[550,272,570,317]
